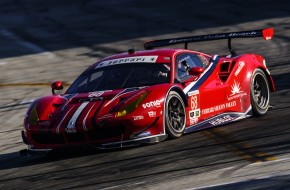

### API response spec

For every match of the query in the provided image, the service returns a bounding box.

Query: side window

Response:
[176,53,208,81]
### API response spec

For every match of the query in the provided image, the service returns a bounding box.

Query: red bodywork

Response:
[22,30,275,151]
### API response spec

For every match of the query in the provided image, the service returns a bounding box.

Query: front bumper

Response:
[21,128,167,153]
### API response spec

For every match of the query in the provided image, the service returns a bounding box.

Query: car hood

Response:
[25,87,149,133]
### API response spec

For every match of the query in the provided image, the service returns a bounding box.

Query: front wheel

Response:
[165,91,186,139]
[250,69,270,116]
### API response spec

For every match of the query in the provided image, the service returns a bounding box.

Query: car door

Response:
[175,53,227,126]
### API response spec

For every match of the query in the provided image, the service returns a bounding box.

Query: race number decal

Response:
[191,95,198,110]
[188,90,200,125]
[188,90,200,110]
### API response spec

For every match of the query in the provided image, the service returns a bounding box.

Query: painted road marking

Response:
[186,168,290,190]
[202,128,277,163]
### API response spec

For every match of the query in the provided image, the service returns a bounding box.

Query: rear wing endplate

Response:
[144,28,274,55]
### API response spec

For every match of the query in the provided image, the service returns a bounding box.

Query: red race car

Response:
[22,28,275,152]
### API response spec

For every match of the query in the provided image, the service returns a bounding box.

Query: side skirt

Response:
[99,134,168,149]
[185,106,252,134]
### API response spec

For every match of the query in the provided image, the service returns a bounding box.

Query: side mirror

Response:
[188,67,204,76]
[51,81,63,95]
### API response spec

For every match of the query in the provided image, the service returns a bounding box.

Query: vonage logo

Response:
[142,99,163,108]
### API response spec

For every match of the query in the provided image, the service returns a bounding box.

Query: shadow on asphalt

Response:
[0,0,289,58]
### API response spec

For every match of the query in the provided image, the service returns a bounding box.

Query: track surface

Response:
[0,1,290,189]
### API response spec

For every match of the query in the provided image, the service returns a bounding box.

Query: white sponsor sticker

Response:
[142,99,162,109]
[88,91,104,98]
[136,131,151,138]
[189,109,200,125]
[188,90,199,97]
[228,80,247,100]
[148,111,156,117]
[95,56,158,68]
[234,61,245,76]
[190,118,198,125]
[209,115,233,126]
[202,101,236,115]
[133,116,144,120]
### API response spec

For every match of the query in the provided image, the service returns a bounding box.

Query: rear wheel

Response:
[250,69,270,116]
[165,91,186,138]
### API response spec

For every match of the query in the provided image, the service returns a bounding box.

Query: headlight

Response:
[116,92,149,118]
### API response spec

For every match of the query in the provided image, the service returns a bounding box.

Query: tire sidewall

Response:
[250,69,270,116]
[165,91,186,138]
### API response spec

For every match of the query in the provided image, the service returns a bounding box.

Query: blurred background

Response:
[0,0,289,189]
[0,0,289,84]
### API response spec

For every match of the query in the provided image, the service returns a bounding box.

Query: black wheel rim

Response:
[167,96,185,132]
[253,74,269,109]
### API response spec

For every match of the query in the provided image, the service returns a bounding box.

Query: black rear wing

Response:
[144,28,274,55]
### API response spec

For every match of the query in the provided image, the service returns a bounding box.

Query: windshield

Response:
[67,63,170,93]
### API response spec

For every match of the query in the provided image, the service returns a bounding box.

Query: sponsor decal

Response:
[229,31,256,37]
[209,115,233,126]
[190,118,198,125]
[169,33,231,44]
[133,115,144,121]
[189,109,200,118]
[148,111,156,117]
[142,99,162,109]
[231,80,241,95]
[234,61,245,76]
[189,109,200,125]
[132,131,151,138]
[138,131,151,137]
[96,56,158,68]
[228,80,247,100]
[202,101,236,115]
[188,90,199,97]
[88,91,104,98]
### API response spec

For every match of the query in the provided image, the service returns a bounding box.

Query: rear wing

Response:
[144,28,274,55]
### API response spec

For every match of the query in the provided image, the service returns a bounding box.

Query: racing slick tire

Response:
[250,68,270,116]
[165,91,186,139]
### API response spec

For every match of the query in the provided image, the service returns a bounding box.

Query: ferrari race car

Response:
[22,28,275,152]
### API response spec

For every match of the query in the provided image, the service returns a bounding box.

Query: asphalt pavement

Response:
[0,0,290,189]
